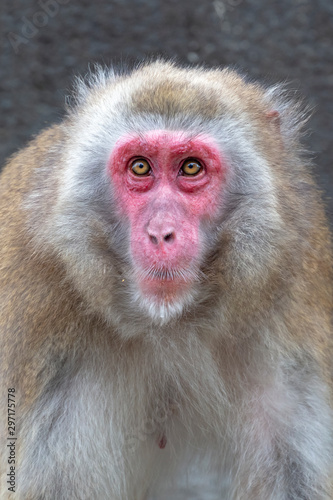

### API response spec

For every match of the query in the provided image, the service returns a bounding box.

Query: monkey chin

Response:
[133,275,195,325]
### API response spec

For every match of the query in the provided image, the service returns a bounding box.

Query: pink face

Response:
[108,130,225,303]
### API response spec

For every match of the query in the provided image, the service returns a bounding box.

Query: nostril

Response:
[164,232,175,243]
[148,228,176,245]
[149,234,158,245]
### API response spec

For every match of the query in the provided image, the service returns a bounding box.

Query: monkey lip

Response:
[140,278,190,302]
[136,268,193,301]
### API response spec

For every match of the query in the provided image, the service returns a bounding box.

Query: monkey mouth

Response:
[140,266,195,281]
[135,265,197,302]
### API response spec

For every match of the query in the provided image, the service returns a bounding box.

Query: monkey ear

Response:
[266,110,280,120]
[263,84,312,142]
[266,110,281,129]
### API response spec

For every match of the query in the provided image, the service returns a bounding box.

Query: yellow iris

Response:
[131,159,150,176]
[181,159,202,176]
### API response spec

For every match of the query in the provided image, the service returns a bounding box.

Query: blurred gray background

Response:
[0,1,332,497]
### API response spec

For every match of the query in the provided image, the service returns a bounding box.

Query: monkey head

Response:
[32,62,297,331]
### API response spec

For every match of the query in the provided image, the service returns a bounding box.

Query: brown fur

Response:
[0,61,332,499]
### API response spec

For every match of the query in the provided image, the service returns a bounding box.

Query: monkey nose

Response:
[147,227,176,246]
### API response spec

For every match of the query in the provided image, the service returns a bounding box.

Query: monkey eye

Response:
[180,159,202,176]
[131,158,151,176]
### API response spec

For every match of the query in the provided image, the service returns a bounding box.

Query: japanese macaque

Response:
[0,61,332,500]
